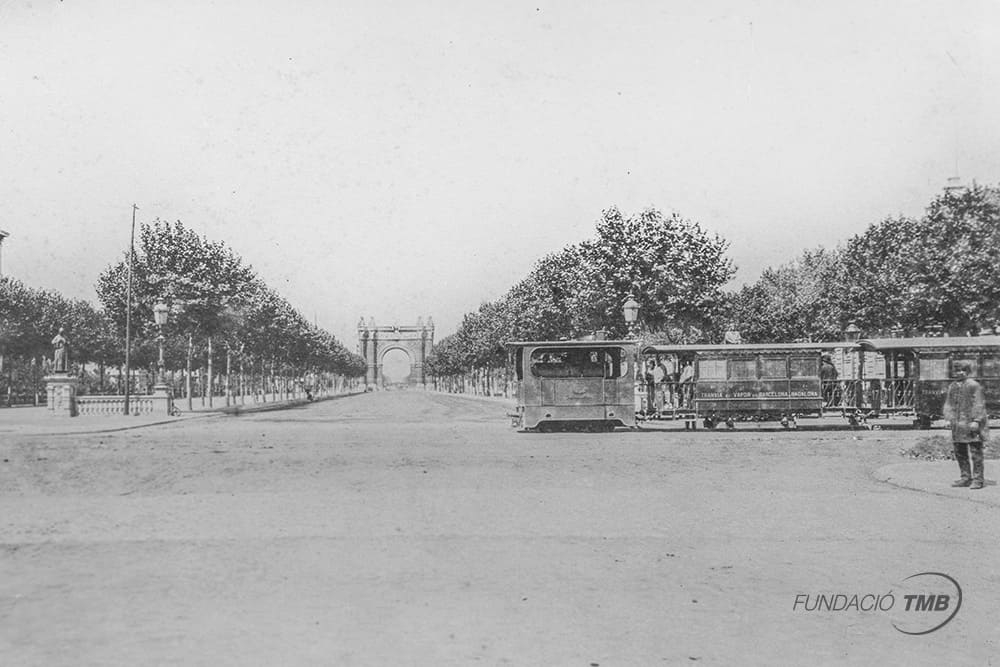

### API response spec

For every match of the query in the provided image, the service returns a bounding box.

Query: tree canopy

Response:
[94,219,364,375]
[429,206,736,373]
[726,182,1000,342]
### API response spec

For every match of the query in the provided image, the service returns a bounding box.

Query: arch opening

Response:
[381,348,412,387]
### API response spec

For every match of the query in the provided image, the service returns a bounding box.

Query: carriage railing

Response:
[636,381,697,417]
[638,378,916,418]
[821,379,915,414]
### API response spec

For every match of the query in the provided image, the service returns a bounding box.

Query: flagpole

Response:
[123,204,137,415]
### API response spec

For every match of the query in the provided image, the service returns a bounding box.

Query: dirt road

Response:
[1,392,996,665]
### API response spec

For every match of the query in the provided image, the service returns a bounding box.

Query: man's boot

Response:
[970,442,985,490]
[952,442,972,487]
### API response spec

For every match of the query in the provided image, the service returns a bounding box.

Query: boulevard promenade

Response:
[0,391,362,437]
[0,391,995,509]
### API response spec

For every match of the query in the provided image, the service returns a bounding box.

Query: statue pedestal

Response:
[151,384,174,415]
[45,374,79,417]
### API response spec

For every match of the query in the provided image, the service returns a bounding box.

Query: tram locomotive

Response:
[506,339,638,432]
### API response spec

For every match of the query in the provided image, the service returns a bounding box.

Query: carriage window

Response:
[952,359,978,378]
[982,357,1000,377]
[790,358,819,377]
[919,358,949,380]
[729,359,756,380]
[698,359,726,380]
[529,348,609,378]
[761,358,788,378]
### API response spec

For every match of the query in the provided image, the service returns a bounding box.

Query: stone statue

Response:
[51,327,69,373]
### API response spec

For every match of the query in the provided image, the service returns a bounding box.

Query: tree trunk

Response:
[207,337,214,408]
[186,332,193,411]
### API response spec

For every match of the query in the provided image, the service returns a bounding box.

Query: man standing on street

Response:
[943,360,989,489]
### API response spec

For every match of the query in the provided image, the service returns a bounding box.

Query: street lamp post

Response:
[623,294,648,416]
[623,295,640,340]
[153,302,169,393]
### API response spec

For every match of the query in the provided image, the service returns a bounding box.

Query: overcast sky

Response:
[2,1,998,347]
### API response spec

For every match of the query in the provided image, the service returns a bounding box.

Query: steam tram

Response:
[507,339,638,431]
[506,335,1000,432]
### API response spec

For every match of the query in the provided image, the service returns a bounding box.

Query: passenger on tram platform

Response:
[678,361,694,408]
[652,358,669,414]
[821,354,839,406]
[643,360,656,414]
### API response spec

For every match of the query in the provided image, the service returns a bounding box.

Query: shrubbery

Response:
[901,434,1000,461]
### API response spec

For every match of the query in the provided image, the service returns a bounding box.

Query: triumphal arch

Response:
[357,317,435,389]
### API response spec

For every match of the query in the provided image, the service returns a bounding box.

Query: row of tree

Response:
[0,219,366,399]
[428,183,1000,376]
[727,183,1000,342]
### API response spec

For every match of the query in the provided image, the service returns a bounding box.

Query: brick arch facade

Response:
[357,317,435,389]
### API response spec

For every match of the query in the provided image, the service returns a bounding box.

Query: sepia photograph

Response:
[1,1,999,664]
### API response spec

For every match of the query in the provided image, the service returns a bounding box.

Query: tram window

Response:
[698,359,726,380]
[609,348,628,378]
[729,359,756,380]
[790,357,819,377]
[514,348,524,380]
[761,358,788,378]
[919,358,949,380]
[529,348,607,378]
[982,357,1000,377]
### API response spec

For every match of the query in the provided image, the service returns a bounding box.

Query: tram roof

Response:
[505,340,637,348]
[859,336,1000,351]
[641,342,853,355]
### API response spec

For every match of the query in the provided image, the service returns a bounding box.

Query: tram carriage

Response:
[858,335,1000,428]
[641,342,855,428]
[507,339,638,432]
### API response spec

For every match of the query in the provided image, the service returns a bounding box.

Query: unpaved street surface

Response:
[1,392,998,665]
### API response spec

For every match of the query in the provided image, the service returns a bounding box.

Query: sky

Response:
[2,0,999,348]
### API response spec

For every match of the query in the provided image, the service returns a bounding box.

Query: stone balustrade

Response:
[75,392,174,417]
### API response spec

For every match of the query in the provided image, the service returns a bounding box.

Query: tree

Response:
[902,183,1000,332]
[726,246,845,342]
[834,215,920,335]
[575,207,735,338]
[431,206,736,374]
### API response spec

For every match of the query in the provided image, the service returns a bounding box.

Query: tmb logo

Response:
[890,572,962,635]
[792,571,962,635]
